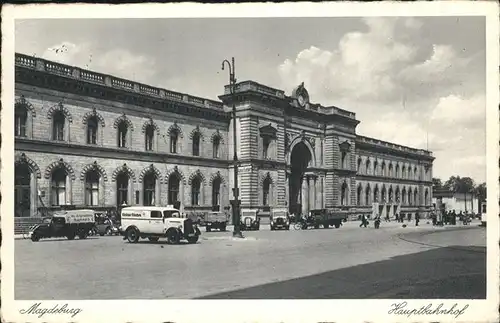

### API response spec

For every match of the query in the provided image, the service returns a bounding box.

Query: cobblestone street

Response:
[15,221,486,299]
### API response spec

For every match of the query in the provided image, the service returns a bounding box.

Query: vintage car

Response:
[205,211,228,232]
[270,208,290,230]
[240,209,260,231]
[28,209,96,242]
[295,209,347,230]
[120,205,201,244]
[94,213,120,236]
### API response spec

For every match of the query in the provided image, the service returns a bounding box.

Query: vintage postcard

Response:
[1,2,499,323]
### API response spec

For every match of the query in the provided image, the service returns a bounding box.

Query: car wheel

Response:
[187,235,199,244]
[67,233,75,240]
[335,223,341,228]
[166,229,180,244]
[30,233,40,242]
[99,233,105,236]
[126,228,140,243]
[220,225,226,232]
[206,226,211,232]
[106,227,112,235]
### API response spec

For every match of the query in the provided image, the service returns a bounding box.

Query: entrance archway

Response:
[289,141,312,215]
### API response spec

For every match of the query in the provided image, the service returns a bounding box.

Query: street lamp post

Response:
[222,57,244,238]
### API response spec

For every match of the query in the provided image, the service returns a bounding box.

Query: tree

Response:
[474,183,487,213]
[443,176,476,212]
[432,178,443,190]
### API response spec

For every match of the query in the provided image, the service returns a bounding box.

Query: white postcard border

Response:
[2,2,499,323]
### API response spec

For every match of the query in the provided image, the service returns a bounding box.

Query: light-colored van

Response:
[120,206,201,244]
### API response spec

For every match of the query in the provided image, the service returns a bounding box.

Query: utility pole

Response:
[222,57,243,238]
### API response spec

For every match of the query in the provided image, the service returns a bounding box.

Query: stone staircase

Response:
[14,217,44,235]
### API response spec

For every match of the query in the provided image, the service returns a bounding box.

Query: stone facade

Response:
[13,53,434,220]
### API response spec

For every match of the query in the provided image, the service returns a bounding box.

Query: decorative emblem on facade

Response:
[291,82,310,108]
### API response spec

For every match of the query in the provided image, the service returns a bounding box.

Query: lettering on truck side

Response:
[122,212,144,217]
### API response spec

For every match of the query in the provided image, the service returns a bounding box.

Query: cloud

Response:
[278,17,486,183]
[40,41,158,84]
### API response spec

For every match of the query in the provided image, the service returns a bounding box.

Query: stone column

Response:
[128,180,134,206]
[66,176,72,205]
[308,175,316,210]
[30,174,38,217]
[301,177,308,215]
[321,176,325,208]
[155,178,161,206]
[285,173,289,207]
[99,179,105,205]
[179,183,185,213]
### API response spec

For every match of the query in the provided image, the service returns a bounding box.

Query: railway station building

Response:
[13,53,434,226]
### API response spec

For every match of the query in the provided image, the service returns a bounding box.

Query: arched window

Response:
[414,189,418,205]
[365,186,371,205]
[374,186,379,203]
[373,161,378,176]
[341,182,348,206]
[192,133,200,156]
[51,168,67,205]
[408,167,413,180]
[408,189,413,206]
[170,130,178,154]
[357,185,363,205]
[388,164,393,177]
[116,172,129,206]
[191,177,201,206]
[85,170,100,206]
[168,174,180,205]
[357,158,362,172]
[52,111,65,141]
[117,121,128,148]
[395,164,400,178]
[395,187,400,203]
[402,188,407,204]
[381,162,386,177]
[15,105,28,137]
[365,160,371,175]
[213,136,220,159]
[87,116,98,145]
[15,163,31,217]
[143,172,156,206]
[425,189,429,205]
[263,177,271,206]
[381,186,387,202]
[341,151,347,169]
[402,166,406,179]
[145,125,154,151]
[414,167,418,180]
[388,187,393,202]
[212,177,221,210]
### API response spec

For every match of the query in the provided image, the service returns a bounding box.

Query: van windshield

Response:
[163,211,180,218]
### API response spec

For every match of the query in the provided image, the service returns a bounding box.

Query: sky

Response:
[15,17,486,184]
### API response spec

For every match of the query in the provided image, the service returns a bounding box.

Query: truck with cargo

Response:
[28,209,96,242]
[205,211,228,232]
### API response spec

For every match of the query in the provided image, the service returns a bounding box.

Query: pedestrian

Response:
[415,211,420,226]
[431,212,437,226]
[359,214,368,228]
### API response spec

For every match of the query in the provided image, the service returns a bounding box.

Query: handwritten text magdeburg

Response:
[19,303,82,318]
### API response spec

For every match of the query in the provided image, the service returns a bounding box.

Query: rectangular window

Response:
[15,115,27,137]
[151,211,162,218]
[85,182,99,206]
[192,139,200,156]
[263,137,270,159]
[87,127,97,144]
[54,124,64,141]
[213,141,219,158]
[145,135,153,151]
[170,136,177,153]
